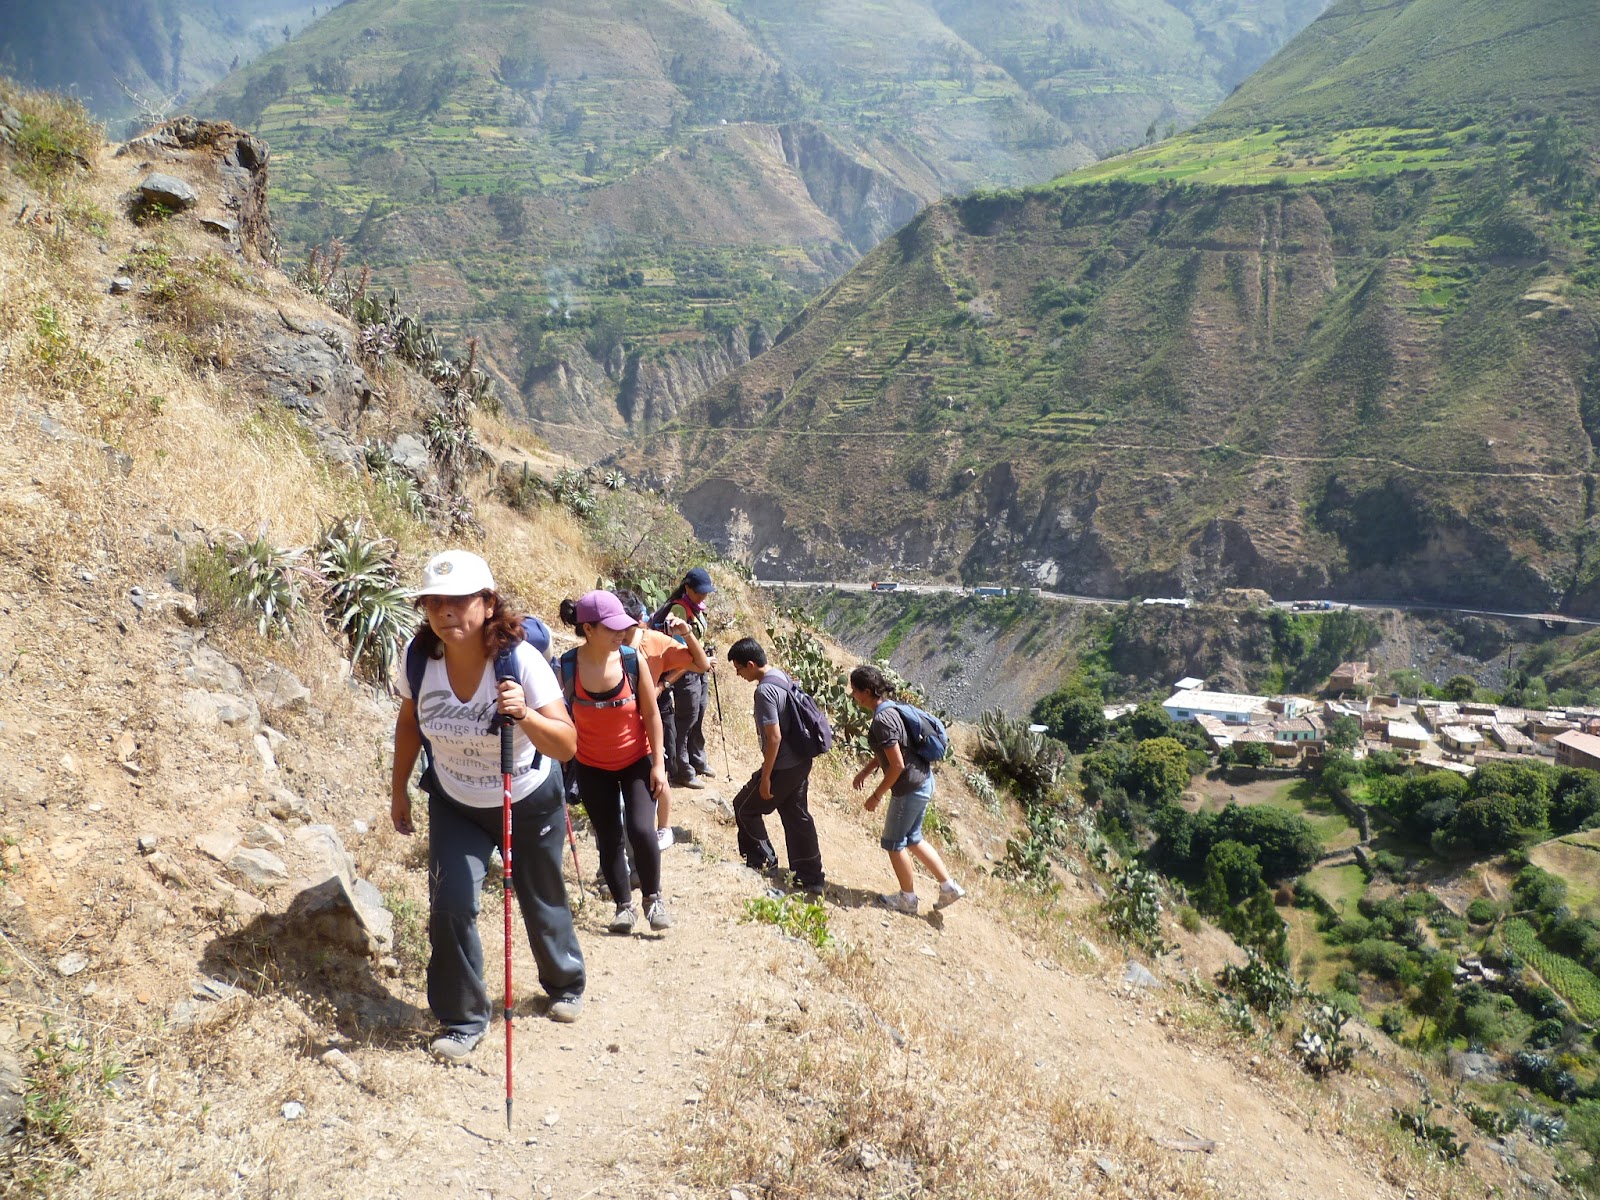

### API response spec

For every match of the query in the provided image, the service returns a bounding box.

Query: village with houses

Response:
[1148,662,1600,774]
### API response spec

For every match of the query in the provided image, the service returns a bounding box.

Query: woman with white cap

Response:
[391,551,585,1063]
[557,590,673,934]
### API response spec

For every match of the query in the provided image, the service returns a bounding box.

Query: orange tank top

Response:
[572,656,649,771]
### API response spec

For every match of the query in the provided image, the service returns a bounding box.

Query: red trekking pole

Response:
[500,720,515,1130]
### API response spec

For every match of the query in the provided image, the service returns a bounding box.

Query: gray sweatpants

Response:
[424,768,585,1039]
[670,670,709,779]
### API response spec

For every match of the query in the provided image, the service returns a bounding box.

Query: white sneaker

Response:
[878,891,919,915]
[656,827,674,851]
[934,881,966,910]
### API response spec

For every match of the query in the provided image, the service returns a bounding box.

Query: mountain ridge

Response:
[629,0,1600,614]
[185,0,1330,457]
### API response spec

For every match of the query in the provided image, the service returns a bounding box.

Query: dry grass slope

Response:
[0,82,1554,1200]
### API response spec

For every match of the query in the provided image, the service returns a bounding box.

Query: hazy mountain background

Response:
[173,0,1331,456]
[630,0,1600,614]
[0,0,322,123]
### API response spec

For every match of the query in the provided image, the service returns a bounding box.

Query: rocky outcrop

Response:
[778,124,926,255]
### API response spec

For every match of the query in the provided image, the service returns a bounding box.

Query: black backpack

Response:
[776,674,834,759]
[403,614,553,773]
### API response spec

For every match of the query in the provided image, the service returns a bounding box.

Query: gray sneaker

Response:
[645,895,673,931]
[548,994,583,1023]
[878,891,919,916]
[609,904,638,935]
[429,1030,482,1063]
[934,881,966,910]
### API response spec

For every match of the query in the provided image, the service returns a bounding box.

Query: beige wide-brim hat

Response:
[414,550,495,597]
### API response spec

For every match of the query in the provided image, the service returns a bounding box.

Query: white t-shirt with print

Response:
[397,641,561,808]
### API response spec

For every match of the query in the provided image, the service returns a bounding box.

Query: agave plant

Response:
[225,528,308,636]
[603,469,626,491]
[973,709,1066,801]
[315,519,418,681]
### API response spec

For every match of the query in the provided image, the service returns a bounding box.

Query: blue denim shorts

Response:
[880,776,934,851]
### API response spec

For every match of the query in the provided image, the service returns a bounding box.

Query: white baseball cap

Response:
[414,550,495,597]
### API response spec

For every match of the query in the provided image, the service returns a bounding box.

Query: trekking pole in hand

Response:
[563,806,584,910]
[709,667,733,780]
[500,720,515,1130]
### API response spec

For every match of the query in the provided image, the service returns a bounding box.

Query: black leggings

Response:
[575,755,660,904]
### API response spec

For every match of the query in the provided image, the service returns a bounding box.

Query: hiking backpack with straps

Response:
[556,644,640,710]
[403,615,553,773]
[885,700,950,764]
[776,674,834,759]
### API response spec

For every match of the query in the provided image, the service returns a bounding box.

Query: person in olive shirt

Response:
[664,567,716,787]
[727,638,825,894]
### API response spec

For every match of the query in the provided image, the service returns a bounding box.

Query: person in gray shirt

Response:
[727,638,825,893]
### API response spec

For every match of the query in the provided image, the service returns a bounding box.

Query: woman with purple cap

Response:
[391,551,585,1063]
[557,590,673,934]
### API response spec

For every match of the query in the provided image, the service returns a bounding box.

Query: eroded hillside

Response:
[639,0,1600,616]
[0,84,1560,1200]
[186,0,1330,456]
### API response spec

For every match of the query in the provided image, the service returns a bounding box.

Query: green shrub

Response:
[742,894,833,949]
[2,83,101,186]
[1466,897,1500,925]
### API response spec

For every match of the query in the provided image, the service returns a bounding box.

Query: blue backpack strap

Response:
[403,637,435,774]
[558,648,578,709]
[562,645,640,709]
[621,643,640,694]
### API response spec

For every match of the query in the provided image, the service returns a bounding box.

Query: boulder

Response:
[254,665,310,714]
[248,329,372,422]
[110,276,133,295]
[186,646,244,692]
[295,824,356,884]
[1121,961,1162,989]
[286,872,392,954]
[268,788,313,824]
[389,433,431,476]
[195,830,238,862]
[137,173,199,211]
[180,689,260,730]
[227,847,289,887]
[1447,1050,1501,1082]
[239,822,286,851]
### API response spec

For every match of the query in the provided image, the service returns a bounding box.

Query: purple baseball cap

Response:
[574,590,636,631]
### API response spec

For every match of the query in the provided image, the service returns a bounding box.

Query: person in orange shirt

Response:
[616,591,709,850]
[556,591,672,935]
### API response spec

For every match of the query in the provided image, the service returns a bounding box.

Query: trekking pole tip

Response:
[506,1098,513,1129]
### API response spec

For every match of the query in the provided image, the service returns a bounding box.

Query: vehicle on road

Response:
[1140,597,1191,609]
[972,585,1009,597]
[869,581,900,592]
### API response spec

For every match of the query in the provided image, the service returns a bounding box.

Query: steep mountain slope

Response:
[0,84,1544,1200]
[638,0,1600,615]
[0,0,320,126]
[190,0,1328,457]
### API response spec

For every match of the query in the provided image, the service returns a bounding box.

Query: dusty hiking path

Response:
[0,105,1519,1200]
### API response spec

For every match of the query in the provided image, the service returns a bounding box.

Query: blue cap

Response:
[684,566,716,595]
